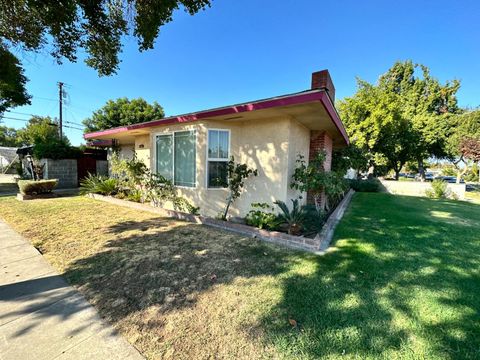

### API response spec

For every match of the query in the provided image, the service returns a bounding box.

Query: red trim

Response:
[84,91,349,145]
[319,92,350,145]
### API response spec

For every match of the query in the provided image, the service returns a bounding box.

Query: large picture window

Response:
[155,130,196,187]
[207,129,230,188]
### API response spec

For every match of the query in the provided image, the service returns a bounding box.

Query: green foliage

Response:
[17,116,59,145]
[245,203,280,230]
[83,98,165,133]
[332,145,369,175]
[445,110,480,180]
[0,45,31,114]
[302,204,326,236]
[0,1,211,78]
[274,199,307,235]
[0,125,20,146]
[33,138,82,160]
[348,178,381,192]
[80,174,119,196]
[17,179,58,195]
[110,154,199,214]
[425,179,450,199]
[338,60,460,178]
[222,157,258,220]
[291,153,348,211]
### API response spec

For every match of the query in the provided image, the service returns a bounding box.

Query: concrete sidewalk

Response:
[0,221,143,360]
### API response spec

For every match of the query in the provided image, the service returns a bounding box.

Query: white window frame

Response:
[206,128,231,189]
[153,130,197,188]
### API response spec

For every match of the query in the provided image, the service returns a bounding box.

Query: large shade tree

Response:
[338,61,460,179]
[83,98,165,133]
[0,0,211,113]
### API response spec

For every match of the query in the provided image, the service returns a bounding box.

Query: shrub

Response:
[17,179,58,195]
[426,179,450,199]
[302,204,326,236]
[274,199,307,235]
[245,202,280,230]
[80,174,119,196]
[348,178,381,192]
[33,138,82,160]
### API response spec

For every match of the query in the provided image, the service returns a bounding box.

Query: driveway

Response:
[0,220,143,360]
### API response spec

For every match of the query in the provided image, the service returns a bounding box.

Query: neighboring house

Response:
[0,146,19,173]
[84,70,349,217]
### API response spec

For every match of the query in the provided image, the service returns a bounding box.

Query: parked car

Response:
[415,172,435,181]
[441,176,465,184]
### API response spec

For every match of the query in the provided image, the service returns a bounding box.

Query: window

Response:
[207,129,230,188]
[155,130,196,187]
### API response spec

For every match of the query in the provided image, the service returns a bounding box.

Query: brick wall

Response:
[307,131,333,207]
[42,159,78,189]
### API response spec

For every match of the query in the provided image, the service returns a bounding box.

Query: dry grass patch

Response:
[0,196,296,359]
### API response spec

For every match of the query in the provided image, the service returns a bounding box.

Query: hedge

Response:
[17,179,58,195]
[348,178,382,192]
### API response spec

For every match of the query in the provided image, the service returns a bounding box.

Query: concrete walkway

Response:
[0,221,143,360]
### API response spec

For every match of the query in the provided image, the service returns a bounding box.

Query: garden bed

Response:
[88,189,355,253]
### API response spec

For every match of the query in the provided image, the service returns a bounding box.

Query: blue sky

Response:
[3,0,479,145]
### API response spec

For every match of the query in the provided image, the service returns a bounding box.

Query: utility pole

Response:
[58,81,64,139]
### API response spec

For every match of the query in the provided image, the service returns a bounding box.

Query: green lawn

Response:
[0,193,479,359]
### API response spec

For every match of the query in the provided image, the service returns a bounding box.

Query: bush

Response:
[80,174,119,196]
[302,204,326,236]
[18,179,58,195]
[274,199,307,235]
[245,203,280,230]
[33,138,82,160]
[348,178,381,192]
[426,179,450,199]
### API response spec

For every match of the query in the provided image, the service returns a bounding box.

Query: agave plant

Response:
[274,199,307,235]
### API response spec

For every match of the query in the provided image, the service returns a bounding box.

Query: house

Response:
[84,70,349,217]
[0,146,19,173]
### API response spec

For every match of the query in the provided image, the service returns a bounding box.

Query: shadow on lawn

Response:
[258,194,480,359]
[61,218,298,326]
[8,193,477,358]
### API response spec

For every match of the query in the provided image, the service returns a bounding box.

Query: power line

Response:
[0,116,29,122]
[5,110,35,117]
[33,96,57,102]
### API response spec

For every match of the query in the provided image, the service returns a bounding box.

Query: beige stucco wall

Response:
[128,117,310,217]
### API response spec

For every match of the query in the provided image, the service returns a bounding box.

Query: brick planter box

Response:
[87,189,355,253]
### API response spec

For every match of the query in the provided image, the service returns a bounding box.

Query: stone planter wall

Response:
[87,189,355,253]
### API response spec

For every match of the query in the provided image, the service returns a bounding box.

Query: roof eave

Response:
[84,90,349,145]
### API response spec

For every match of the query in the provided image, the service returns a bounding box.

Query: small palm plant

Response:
[274,199,307,235]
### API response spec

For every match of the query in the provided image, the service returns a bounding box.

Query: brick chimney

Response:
[311,70,335,103]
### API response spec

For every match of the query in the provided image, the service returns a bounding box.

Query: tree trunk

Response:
[418,159,425,182]
[394,169,400,180]
[222,194,233,220]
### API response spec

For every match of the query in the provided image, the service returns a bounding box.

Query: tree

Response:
[377,61,460,179]
[338,78,416,179]
[338,61,460,180]
[221,157,258,220]
[446,110,480,183]
[17,116,60,145]
[0,1,210,113]
[83,98,165,132]
[0,125,19,146]
[0,45,31,115]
